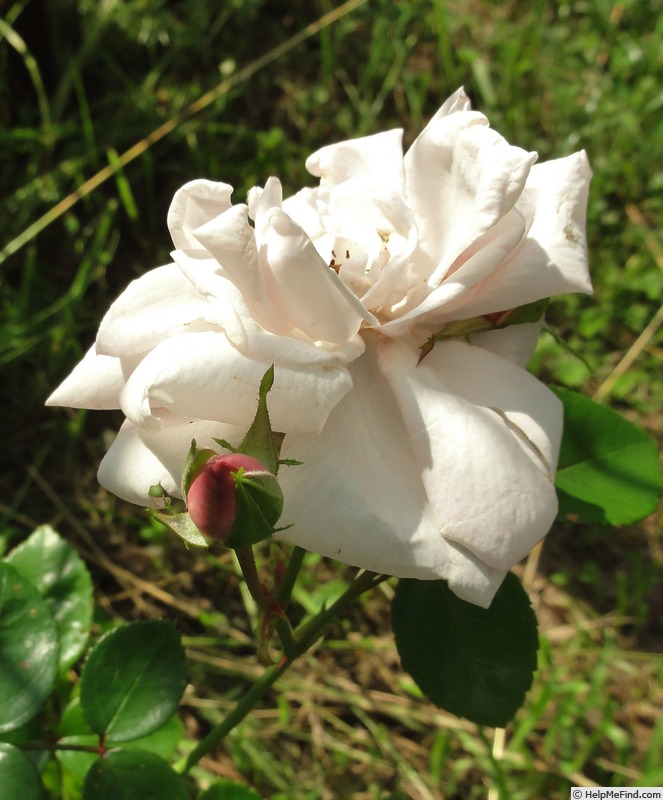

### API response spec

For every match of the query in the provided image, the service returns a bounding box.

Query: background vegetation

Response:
[1,0,661,797]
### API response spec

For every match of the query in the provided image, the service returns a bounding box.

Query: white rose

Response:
[48,88,592,607]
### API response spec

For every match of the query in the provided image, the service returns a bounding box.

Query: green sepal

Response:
[146,484,185,514]
[419,298,549,362]
[236,365,281,475]
[212,438,236,452]
[429,316,493,341]
[223,467,284,549]
[493,298,549,328]
[181,440,218,498]
[146,510,209,548]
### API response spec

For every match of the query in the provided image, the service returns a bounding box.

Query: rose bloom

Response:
[48,89,591,607]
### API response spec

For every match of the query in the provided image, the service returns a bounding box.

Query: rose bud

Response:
[187,453,283,548]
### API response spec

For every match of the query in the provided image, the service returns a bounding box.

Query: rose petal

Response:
[282,187,328,245]
[278,337,509,606]
[379,208,526,336]
[96,264,212,357]
[46,345,131,409]
[405,107,537,284]
[278,340,455,577]
[465,321,544,368]
[443,541,507,608]
[261,209,370,341]
[247,176,284,240]
[377,337,561,571]
[467,321,544,368]
[98,416,244,505]
[300,130,417,282]
[186,207,373,341]
[431,86,473,118]
[187,204,292,336]
[119,330,354,434]
[167,179,234,250]
[437,151,593,319]
[305,128,405,193]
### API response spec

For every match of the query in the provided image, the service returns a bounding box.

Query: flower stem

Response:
[294,570,386,651]
[274,544,306,611]
[176,568,385,774]
[234,545,270,613]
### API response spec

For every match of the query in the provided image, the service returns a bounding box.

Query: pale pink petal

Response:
[358,245,417,314]
[377,337,561,572]
[278,338,509,606]
[468,321,544,368]
[305,128,405,192]
[98,416,244,505]
[247,176,284,239]
[171,247,293,341]
[300,130,414,278]
[261,210,368,342]
[281,187,325,242]
[191,204,261,298]
[119,330,354,434]
[379,209,526,336]
[46,345,133,409]
[182,208,371,342]
[154,256,365,366]
[167,179,234,250]
[443,542,507,608]
[447,151,593,318]
[187,205,292,336]
[96,264,212,357]
[429,86,473,118]
[278,340,454,577]
[405,109,537,283]
[205,294,365,369]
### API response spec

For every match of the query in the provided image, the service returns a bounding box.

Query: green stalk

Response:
[235,546,270,613]
[176,569,385,774]
[274,545,307,611]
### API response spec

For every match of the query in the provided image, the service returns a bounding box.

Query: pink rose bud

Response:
[187,453,283,547]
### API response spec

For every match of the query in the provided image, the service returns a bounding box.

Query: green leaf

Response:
[6,525,93,670]
[0,743,44,800]
[0,562,59,733]
[199,780,263,799]
[82,749,188,800]
[554,388,661,525]
[79,620,186,742]
[391,574,538,727]
[57,697,184,794]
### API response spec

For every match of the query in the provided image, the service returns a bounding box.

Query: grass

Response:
[1,0,662,797]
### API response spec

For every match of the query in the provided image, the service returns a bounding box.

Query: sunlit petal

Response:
[119,330,354,434]
[46,345,131,409]
[440,151,593,318]
[167,179,234,250]
[98,416,243,505]
[378,337,561,571]
[405,109,537,283]
[96,264,212,357]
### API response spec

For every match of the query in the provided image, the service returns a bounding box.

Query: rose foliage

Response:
[48,88,592,607]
